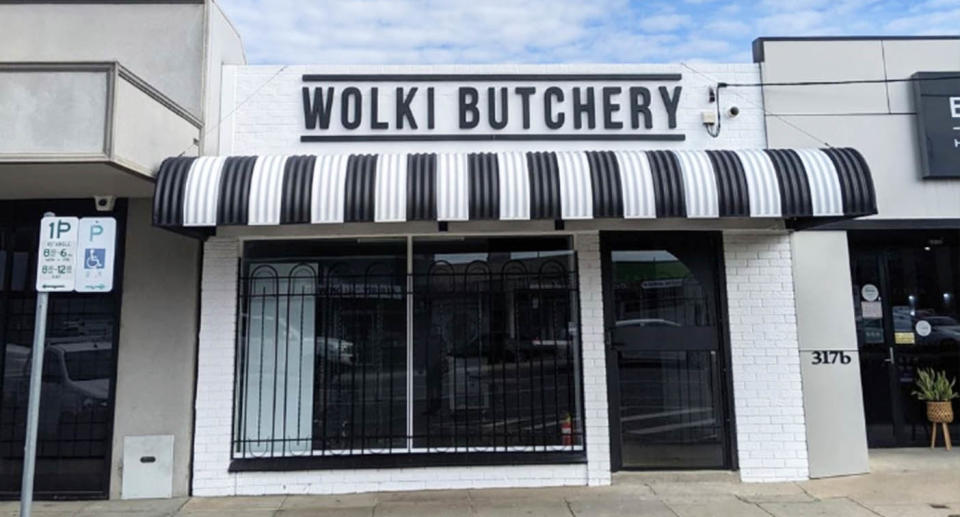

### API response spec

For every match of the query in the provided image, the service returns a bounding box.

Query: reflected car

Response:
[317,336,355,365]
[920,316,960,346]
[615,318,682,328]
[3,344,30,380]
[42,341,113,409]
[7,340,113,437]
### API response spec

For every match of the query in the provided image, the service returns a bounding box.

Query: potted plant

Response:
[912,368,958,450]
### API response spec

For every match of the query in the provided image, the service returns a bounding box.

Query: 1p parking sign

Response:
[36,216,79,292]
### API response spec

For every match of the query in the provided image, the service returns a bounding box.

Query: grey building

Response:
[756,36,960,477]
[0,0,243,499]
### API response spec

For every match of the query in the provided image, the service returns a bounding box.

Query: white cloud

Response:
[704,19,752,37]
[756,10,827,35]
[637,14,693,32]
[884,8,960,33]
[214,0,958,65]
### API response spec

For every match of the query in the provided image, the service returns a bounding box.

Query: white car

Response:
[42,340,112,407]
[7,340,112,421]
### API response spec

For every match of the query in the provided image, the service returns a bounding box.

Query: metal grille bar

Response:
[232,256,584,463]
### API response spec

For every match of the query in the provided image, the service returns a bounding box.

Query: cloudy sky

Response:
[216,0,960,65]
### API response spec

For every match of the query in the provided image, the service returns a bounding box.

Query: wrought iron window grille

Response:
[231,254,585,469]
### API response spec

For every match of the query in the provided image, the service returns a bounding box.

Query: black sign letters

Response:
[300,74,685,142]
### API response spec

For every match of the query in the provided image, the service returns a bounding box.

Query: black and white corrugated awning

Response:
[152,148,876,229]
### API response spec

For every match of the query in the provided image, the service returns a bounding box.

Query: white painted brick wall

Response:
[195,231,811,491]
[723,232,810,482]
[192,234,607,496]
[575,232,612,486]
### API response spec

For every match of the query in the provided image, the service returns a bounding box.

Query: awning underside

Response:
[152,148,876,228]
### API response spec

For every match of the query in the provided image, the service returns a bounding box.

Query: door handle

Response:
[883,347,894,364]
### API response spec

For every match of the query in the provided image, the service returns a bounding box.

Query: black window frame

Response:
[229,237,587,472]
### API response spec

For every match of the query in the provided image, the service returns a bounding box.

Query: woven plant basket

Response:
[927,401,955,424]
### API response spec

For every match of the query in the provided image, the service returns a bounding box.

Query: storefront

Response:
[0,1,244,500]
[755,36,960,478]
[0,200,126,498]
[850,230,960,447]
[150,64,877,494]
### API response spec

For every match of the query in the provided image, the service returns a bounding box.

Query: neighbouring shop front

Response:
[0,200,126,499]
[752,37,960,473]
[148,62,878,494]
[851,230,960,447]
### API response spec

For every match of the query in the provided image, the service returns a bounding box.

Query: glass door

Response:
[851,231,960,447]
[602,232,731,470]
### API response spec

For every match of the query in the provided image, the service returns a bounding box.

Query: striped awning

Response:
[152,148,876,228]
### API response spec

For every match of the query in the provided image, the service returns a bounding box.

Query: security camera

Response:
[727,106,741,118]
[94,195,116,212]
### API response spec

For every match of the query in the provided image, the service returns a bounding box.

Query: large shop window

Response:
[232,238,584,469]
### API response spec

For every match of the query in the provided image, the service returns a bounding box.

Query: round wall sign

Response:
[861,284,880,301]
[915,320,932,337]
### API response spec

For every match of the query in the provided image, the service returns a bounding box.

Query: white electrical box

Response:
[122,435,174,499]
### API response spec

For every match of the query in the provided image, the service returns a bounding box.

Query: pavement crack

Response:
[844,496,884,516]
[734,494,776,516]
[797,483,820,502]
[643,481,659,496]
[172,497,191,516]
[563,496,576,517]
[466,490,478,516]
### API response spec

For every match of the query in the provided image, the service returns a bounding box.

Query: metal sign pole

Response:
[19,290,49,517]
[20,210,58,517]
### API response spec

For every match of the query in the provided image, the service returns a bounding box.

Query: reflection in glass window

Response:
[234,244,407,458]
[312,257,406,453]
[412,241,583,452]
[237,263,317,456]
[611,250,710,327]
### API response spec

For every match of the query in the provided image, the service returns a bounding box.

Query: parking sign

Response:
[75,218,116,293]
[36,216,79,292]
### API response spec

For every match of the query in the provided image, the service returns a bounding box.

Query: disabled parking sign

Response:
[75,218,116,293]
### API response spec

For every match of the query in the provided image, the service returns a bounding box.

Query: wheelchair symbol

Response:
[85,248,106,270]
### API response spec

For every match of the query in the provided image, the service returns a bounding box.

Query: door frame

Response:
[850,247,906,446]
[599,231,737,471]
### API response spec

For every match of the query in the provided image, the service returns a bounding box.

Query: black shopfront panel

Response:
[601,232,733,470]
[851,230,960,448]
[0,200,124,499]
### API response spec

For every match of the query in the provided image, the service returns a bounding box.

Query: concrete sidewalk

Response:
[2,449,958,516]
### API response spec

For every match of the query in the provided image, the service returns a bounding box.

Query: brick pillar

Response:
[723,232,809,482]
[192,237,240,496]
[575,232,612,486]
